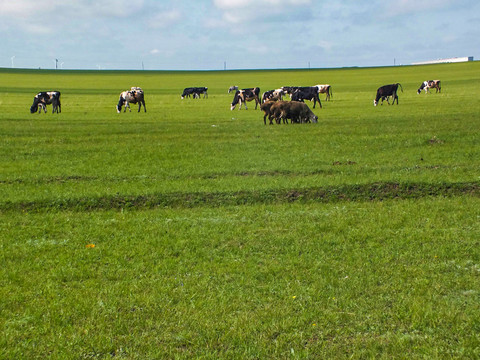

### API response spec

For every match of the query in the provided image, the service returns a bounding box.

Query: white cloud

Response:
[384,0,455,16]
[213,0,313,25]
[148,9,182,29]
[213,0,253,10]
[214,0,310,9]
[317,40,333,52]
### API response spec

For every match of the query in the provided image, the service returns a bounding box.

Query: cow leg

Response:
[268,114,275,125]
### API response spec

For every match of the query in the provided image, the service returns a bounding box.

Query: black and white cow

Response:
[290,86,322,108]
[374,83,403,106]
[181,87,208,99]
[230,87,260,110]
[228,85,239,93]
[32,101,47,113]
[417,80,441,94]
[30,91,61,114]
[261,88,285,103]
[314,84,333,101]
[116,87,146,113]
[281,86,299,97]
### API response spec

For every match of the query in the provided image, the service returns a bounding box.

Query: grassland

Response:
[0,63,479,359]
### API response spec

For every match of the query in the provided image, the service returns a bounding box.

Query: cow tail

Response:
[329,86,333,99]
[398,83,404,92]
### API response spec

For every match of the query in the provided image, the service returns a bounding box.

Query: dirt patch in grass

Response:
[2,181,479,213]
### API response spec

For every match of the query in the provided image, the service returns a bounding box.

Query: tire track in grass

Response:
[1,182,479,213]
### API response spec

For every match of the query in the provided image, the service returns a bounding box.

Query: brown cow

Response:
[260,100,278,125]
[270,101,318,124]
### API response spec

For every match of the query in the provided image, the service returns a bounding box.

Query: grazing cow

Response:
[270,101,318,124]
[417,80,441,94]
[181,87,208,99]
[32,101,47,113]
[116,87,146,113]
[281,86,299,97]
[30,91,61,114]
[269,101,290,124]
[373,83,403,106]
[261,89,285,103]
[314,84,333,101]
[228,85,239,93]
[260,100,278,125]
[230,87,260,110]
[291,86,322,108]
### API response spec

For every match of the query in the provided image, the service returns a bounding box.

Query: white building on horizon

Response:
[412,56,474,65]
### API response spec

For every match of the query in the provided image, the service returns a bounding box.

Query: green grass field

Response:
[1,63,479,359]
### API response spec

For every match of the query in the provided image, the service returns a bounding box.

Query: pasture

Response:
[0,63,479,359]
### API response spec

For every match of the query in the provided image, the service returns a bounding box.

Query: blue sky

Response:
[0,0,478,70]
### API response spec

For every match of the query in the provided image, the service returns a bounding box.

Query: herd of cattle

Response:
[30,79,441,124]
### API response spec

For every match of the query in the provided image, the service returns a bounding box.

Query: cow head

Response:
[116,92,128,113]
[116,98,124,113]
[373,99,378,106]
[230,90,243,110]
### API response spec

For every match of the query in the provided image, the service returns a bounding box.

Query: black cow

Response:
[231,87,260,110]
[374,83,403,106]
[291,87,322,108]
[30,91,61,114]
[181,87,208,99]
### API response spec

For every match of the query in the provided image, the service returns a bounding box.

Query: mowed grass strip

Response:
[1,181,479,212]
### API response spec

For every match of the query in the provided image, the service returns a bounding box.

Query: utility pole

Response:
[11,56,15,68]
[55,59,59,69]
